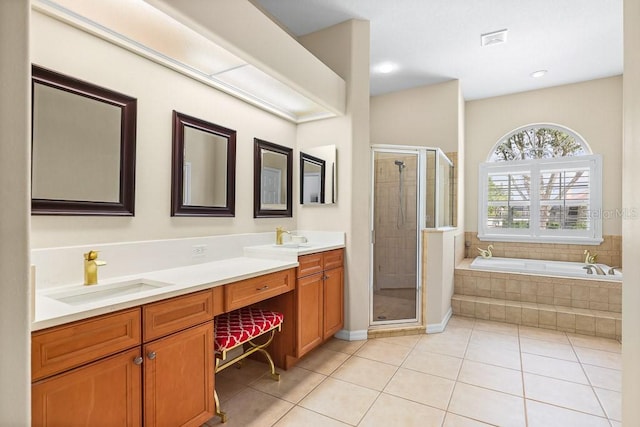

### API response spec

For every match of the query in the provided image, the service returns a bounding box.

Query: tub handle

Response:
[608,266,620,275]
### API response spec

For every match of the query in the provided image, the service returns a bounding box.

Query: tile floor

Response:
[204,316,622,427]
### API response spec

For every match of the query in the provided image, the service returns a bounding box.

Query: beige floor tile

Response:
[583,364,621,392]
[610,421,622,427]
[375,334,421,348]
[321,338,367,355]
[520,337,578,361]
[465,342,522,370]
[523,373,604,416]
[359,393,445,427]
[215,359,271,403]
[298,377,379,425]
[525,399,610,427]
[594,387,621,421]
[519,325,569,344]
[442,413,494,427]
[207,388,293,427]
[250,366,326,403]
[470,329,520,351]
[414,332,470,358]
[384,367,455,409]
[457,359,523,396]
[272,406,349,427]
[574,347,622,370]
[473,318,519,336]
[355,339,413,366]
[448,316,476,329]
[402,348,462,380]
[567,333,621,353]
[330,355,397,391]
[521,353,588,384]
[296,348,350,375]
[448,382,526,427]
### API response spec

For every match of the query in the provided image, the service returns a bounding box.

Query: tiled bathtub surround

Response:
[453,259,622,340]
[465,233,622,267]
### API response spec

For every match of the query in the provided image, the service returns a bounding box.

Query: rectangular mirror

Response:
[300,145,337,205]
[171,111,236,216]
[31,65,137,215]
[254,138,292,218]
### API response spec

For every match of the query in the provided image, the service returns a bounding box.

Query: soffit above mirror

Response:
[33,0,346,123]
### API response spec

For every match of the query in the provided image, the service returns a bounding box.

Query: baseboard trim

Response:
[335,329,368,341]
[426,308,452,334]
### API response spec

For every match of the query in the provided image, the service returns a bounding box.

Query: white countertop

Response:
[32,238,345,332]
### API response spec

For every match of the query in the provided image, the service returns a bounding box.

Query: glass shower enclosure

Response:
[370,146,454,326]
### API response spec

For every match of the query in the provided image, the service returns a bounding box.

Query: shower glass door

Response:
[371,148,422,324]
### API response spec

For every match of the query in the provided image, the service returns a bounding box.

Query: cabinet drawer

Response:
[297,253,323,278]
[323,249,344,270]
[143,290,213,342]
[32,308,141,381]
[225,268,295,312]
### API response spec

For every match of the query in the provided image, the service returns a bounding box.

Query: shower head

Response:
[394,160,406,172]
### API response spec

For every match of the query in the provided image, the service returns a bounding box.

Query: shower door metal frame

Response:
[369,145,427,326]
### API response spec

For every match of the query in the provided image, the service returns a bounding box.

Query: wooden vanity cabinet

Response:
[296,249,344,358]
[32,290,215,427]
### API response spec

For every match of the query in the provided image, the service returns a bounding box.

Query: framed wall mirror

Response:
[254,138,292,218]
[171,111,236,217]
[31,65,137,215]
[300,145,337,205]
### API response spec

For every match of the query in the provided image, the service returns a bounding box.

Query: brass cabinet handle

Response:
[256,285,269,291]
[147,351,157,360]
[133,356,143,365]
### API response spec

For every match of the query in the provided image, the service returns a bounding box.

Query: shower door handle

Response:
[371,229,375,244]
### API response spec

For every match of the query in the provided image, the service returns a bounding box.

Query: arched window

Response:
[478,124,602,244]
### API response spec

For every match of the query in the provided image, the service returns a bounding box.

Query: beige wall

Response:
[465,77,623,236]
[297,19,371,335]
[0,1,30,424]
[370,80,460,153]
[30,11,297,248]
[622,0,640,422]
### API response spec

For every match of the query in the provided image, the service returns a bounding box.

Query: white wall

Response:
[297,20,371,336]
[30,11,297,248]
[622,0,640,422]
[465,77,623,236]
[0,1,30,424]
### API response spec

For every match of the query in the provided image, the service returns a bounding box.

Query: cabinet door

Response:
[144,322,214,427]
[296,272,324,357]
[32,348,142,427]
[323,266,344,339]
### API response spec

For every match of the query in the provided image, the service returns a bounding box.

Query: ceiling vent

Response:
[481,29,508,47]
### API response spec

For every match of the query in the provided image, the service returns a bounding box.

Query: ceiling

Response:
[254,0,623,100]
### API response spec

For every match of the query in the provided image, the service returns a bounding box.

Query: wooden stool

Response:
[213,307,284,423]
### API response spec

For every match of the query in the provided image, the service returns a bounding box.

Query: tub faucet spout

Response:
[583,264,605,275]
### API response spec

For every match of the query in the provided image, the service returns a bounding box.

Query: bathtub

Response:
[470,256,622,281]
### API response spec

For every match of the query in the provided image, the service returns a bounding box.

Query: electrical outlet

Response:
[191,244,207,258]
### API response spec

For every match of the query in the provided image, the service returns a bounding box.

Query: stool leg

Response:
[214,390,227,423]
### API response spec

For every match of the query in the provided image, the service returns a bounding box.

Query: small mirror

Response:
[171,111,236,217]
[254,138,292,218]
[300,145,337,204]
[31,65,137,215]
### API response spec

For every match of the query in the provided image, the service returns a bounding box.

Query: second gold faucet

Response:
[84,250,107,285]
[275,227,290,245]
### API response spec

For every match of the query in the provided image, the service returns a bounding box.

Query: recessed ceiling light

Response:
[373,62,398,74]
[530,70,548,78]
[480,29,508,47]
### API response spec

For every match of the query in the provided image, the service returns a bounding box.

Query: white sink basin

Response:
[47,279,171,306]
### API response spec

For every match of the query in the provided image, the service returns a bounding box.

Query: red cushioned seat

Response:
[214,307,284,353]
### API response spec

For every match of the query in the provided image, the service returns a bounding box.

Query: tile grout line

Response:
[518,324,530,427]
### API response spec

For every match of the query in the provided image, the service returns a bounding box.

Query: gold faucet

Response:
[584,250,598,264]
[275,227,290,245]
[84,250,107,285]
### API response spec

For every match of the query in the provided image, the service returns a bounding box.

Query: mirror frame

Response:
[171,111,237,217]
[299,152,326,204]
[254,138,293,218]
[31,65,137,216]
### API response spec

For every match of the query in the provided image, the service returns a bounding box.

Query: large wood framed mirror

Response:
[254,138,292,218]
[171,111,237,217]
[31,65,137,215]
